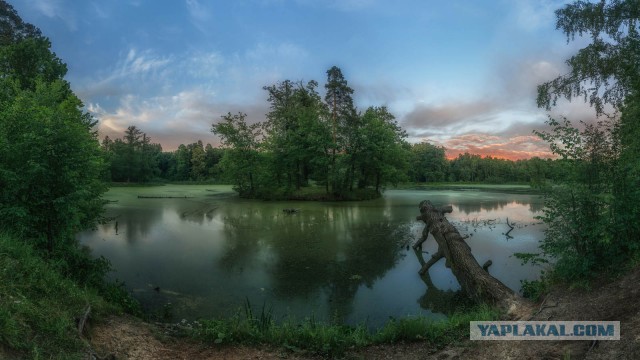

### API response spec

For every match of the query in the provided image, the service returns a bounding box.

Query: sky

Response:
[9,0,598,159]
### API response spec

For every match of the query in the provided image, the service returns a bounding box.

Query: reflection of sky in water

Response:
[79,186,546,327]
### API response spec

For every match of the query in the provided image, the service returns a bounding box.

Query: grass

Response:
[189,301,500,357]
[0,233,121,359]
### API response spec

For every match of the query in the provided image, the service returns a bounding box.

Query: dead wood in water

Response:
[505,217,515,239]
[414,200,532,317]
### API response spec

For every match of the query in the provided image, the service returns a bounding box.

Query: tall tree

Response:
[324,66,359,192]
[358,106,410,192]
[211,112,263,196]
[190,140,207,180]
[263,80,330,190]
[123,126,143,182]
[0,4,106,253]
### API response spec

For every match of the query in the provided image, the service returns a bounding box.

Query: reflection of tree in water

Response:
[218,205,412,322]
[528,201,545,214]
[412,249,471,315]
[456,200,511,214]
[176,200,219,225]
[266,207,350,298]
[104,207,162,242]
[326,220,411,322]
[456,198,542,216]
[218,216,258,272]
[218,208,274,273]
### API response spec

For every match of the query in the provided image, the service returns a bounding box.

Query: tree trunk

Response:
[413,200,531,317]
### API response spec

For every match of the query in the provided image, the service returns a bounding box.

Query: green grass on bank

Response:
[0,233,121,359]
[188,302,500,357]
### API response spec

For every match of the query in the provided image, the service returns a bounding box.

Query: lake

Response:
[78,185,546,327]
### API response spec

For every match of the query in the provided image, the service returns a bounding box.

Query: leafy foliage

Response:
[0,30,106,254]
[209,67,412,199]
[212,112,264,196]
[531,0,640,281]
[101,126,163,183]
[537,0,640,115]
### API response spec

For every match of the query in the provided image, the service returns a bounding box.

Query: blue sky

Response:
[10,0,595,159]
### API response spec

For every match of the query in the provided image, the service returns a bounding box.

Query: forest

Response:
[101,122,562,193]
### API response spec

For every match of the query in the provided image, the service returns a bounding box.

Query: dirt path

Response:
[90,268,640,359]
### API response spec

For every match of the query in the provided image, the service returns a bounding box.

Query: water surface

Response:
[79,185,546,327]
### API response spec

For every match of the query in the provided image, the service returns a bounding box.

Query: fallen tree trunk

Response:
[414,200,531,317]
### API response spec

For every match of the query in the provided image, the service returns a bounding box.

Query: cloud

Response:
[509,0,561,32]
[419,133,553,160]
[91,2,110,19]
[76,48,222,100]
[24,0,77,30]
[90,89,270,151]
[292,0,377,11]
[79,39,310,151]
[403,100,499,130]
[399,49,603,160]
[185,0,214,33]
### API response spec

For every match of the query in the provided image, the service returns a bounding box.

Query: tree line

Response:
[101,125,566,189]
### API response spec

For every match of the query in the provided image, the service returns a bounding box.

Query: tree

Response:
[537,0,640,115]
[325,66,356,148]
[325,66,359,192]
[0,0,42,45]
[533,117,619,279]
[211,113,263,196]
[204,143,224,179]
[530,0,640,280]
[123,126,143,181]
[409,142,448,183]
[358,106,410,192]
[190,140,207,180]
[263,80,330,190]
[0,10,106,254]
[101,126,161,182]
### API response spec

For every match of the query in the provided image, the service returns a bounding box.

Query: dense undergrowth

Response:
[0,233,123,359]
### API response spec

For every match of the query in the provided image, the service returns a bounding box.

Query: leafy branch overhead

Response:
[537,0,640,115]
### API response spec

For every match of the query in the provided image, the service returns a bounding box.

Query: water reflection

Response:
[78,186,545,325]
[103,206,161,242]
[412,248,470,315]
[218,206,411,322]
